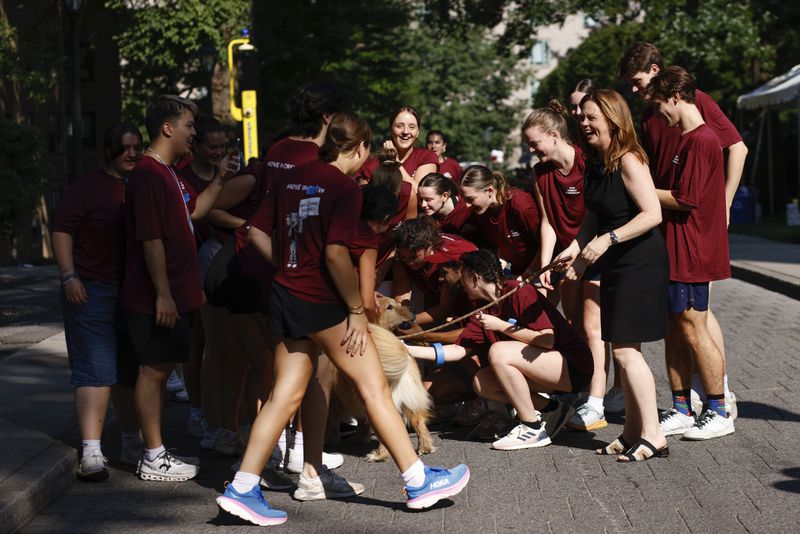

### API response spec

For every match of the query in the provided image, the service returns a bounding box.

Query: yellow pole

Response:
[241,89,258,162]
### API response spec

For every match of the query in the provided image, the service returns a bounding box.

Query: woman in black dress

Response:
[556,89,668,462]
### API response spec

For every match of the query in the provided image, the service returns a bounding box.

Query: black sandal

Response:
[596,435,630,455]
[617,438,669,462]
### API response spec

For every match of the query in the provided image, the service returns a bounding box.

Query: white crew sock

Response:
[586,395,604,414]
[401,459,426,488]
[231,471,261,494]
[145,445,165,462]
[81,439,102,457]
[723,374,731,397]
[293,430,304,449]
[277,428,288,455]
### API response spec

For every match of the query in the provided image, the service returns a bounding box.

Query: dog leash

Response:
[397,257,571,341]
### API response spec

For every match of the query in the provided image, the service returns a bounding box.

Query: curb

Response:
[731,262,800,301]
[0,439,77,534]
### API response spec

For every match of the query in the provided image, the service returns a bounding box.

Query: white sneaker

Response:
[690,389,704,418]
[566,403,608,431]
[683,410,735,441]
[187,413,208,438]
[292,466,364,501]
[659,408,696,436]
[726,391,738,421]
[491,422,551,450]
[77,452,109,481]
[137,450,199,481]
[603,387,625,414]
[284,447,344,474]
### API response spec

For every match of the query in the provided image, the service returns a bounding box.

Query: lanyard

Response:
[147,149,194,235]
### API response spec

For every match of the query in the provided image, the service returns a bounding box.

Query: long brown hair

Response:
[581,89,648,174]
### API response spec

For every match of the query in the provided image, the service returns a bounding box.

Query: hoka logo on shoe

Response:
[430,479,450,490]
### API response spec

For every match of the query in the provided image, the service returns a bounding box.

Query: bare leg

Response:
[300,353,334,479]
[239,339,316,476]
[472,368,551,412]
[582,281,608,398]
[675,309,724,396]
[309,322,418,472]
[76,386,111,441]
[559,278,583,328]
[665,315,693,391]
[610,344,665,454]
[136,363,173,449]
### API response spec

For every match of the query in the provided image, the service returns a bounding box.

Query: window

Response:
[531,40,550,65]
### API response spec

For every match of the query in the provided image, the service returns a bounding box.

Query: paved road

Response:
[0,265,62,360]
[19,278,800,533]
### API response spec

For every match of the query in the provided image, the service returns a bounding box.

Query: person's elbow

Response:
[730,141,748,158]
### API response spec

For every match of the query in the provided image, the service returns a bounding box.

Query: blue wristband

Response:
[507,318,518,327]
[432,343,445,366]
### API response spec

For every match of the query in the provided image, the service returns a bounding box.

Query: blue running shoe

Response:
[216,483,288,526]
[405,464,470,510]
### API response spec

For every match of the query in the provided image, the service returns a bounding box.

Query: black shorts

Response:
[268,282,347,342]
[115,312,141,387]
[123,311,193,365]
[204,238,265,314]
[565,362,593,394]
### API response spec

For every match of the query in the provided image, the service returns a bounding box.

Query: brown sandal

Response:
[596,435,630,455]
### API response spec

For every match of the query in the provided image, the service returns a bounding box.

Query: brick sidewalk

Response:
[16,278,800,533]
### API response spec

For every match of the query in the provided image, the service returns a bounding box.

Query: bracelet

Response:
[348,303,365,311]
[61,273,79,285]
[432,343,445,366]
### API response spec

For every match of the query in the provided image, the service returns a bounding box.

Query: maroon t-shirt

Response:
[535,145,587,249]
[349,219,380,265]
[641,90,742,188]
[357,147,439,182]
[263,160,362,304]
[435,196,482,245]
[663,124,731,283]
[475,188,540,276]
[52,169,126,285]
[228,159,266,220]
[237,138,320,289]
[120,157,203,314]
[403,234,477,298]
[457,280,592,374]
[438,157,463,184]
[177,165,214,247]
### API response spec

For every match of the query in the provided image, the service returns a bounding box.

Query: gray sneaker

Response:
[137,450,199,481]
[469,411,514,441]
[78,452,109,481]
[539,398,575,439]
[292,466,364,501]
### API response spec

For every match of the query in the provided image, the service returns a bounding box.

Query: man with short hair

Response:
[646,66,734,440]
[618,42,746,428]
[121,95,236,480]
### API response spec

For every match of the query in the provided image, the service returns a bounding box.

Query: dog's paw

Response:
[366,448,390,462]
[417,444,437,456]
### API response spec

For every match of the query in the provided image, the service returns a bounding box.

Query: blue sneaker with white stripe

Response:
[216,483,288,526]
[491,422,551,450]
[405,464,470,510]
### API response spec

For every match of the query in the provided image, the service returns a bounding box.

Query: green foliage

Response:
[254,1,526,161]
[0,10,55,111]
[0,117,47,237]
[105,0,251,123]
[536,0,774,115]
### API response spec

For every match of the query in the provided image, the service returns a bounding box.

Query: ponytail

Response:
[521,99,571,142]
[460,165,511,205]
[318,111,372,163]
[460,249,505,298]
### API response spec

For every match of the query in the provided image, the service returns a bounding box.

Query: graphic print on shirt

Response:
[285,185,323,269]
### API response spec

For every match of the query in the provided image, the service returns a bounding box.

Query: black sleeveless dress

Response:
[584,161,668,343]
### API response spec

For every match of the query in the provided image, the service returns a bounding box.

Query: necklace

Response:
[146,148,194,234]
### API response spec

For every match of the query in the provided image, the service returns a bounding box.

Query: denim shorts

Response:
[668,281,710,314]
[61,278,121,387]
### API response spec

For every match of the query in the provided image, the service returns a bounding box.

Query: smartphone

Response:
[228,137,243,171]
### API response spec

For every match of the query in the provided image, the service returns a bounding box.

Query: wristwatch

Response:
[609,231,619,245]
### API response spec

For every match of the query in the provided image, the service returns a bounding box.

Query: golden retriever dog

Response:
[329,295,435,461]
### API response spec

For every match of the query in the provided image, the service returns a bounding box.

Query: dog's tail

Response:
[367,324,432,414]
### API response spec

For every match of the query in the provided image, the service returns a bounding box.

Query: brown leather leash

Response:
[397,257,571,341]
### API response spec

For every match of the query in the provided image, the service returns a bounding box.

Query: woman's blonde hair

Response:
[581,89,648,174]
[521,99,570,142]
[460,165,512,205]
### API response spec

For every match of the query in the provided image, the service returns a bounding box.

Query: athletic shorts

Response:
[565,362,593,394]
[204,238,265,314]
[667,281,710,314]
[123,311,193,365]
[61,279,122,387]
[268,282,347,342]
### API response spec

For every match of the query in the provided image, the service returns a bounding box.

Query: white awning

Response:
[737,64,800,111]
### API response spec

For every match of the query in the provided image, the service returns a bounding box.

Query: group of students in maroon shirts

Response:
[53,41,746,527]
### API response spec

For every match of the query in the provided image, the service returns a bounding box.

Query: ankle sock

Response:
[121,432,140,451]
[723,374,730,398]
[401,459,426,488]
[707,394,726,417]
[293,431,304,449]
[145,445,166,462]
[231,470,261,494]
[672,389,692,416]
[81,439,102,457]
[586,395,604,414]
[277,428,288,455]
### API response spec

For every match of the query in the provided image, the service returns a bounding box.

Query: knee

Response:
[487,344,511,367]
[356,375,392,407]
